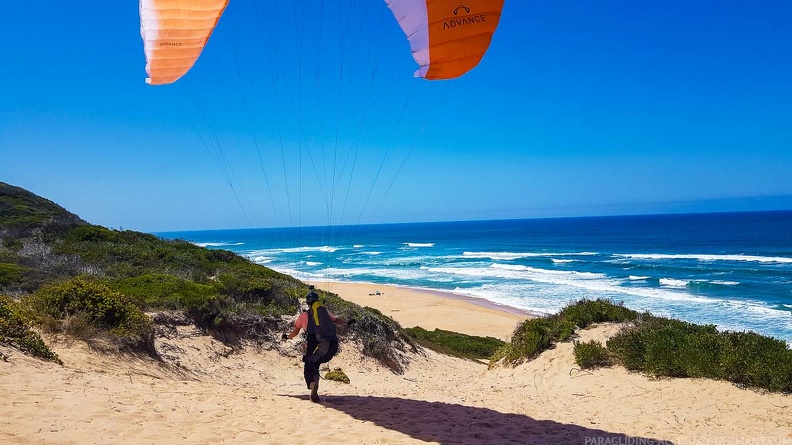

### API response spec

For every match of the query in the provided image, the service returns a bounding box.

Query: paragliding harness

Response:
[302,291,339,387]
[306,296,338,343]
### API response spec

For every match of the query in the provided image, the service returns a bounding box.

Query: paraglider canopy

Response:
[139,0,504,84]
[139,0,230,85]
[385,0,504,79]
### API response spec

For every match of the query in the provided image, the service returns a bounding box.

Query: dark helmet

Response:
[306,286,319,305]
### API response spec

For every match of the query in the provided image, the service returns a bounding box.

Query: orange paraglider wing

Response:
[139,0,229,85]
[385,0,504,79]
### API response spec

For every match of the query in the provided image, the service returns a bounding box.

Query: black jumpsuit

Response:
[303,301,339,388]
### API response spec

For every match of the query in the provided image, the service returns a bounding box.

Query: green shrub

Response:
[405,326,505,361]
[25,277,152,342]
[574,340,612,369]
[109,273,219,311]
[324,368,350,384]
[215,272,272,302]
[495,299,639,367]
[223,301,293,318]
[719,331,792,392]
[560,299,638,329]
[607,317,718,377]
[607,316,792,393]
[0,262,24,287]
[492,315,575,365]
[0,295,61,364]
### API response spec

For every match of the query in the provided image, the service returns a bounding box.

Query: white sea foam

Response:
[462,251,597,260]
[616,253,792,263]
[490,263,604,278]
[194,242,244,247]
[247,246,339,256]
[551,259,576,263]
[249,255,273,264]
[711,280,740,286]
[426,264,719,305]
[628,275,651,280]
[404,243,434,248]
[463,251,544,260]
[315,266,443,282]
[364,251,383,255]
[450,284,558,315]
[353,245,365,248]
[660,278,689,288]
[305,261,322,266]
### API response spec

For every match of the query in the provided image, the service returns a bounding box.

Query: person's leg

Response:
[304,336,319,389]
[307,340,330,402]
[304,361,317,390]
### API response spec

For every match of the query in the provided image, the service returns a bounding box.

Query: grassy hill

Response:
[0,182,415,370]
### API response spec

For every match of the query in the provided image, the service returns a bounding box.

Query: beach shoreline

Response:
[308,280,533,341]
[311,279,539,316]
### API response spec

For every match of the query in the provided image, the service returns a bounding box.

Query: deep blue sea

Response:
[157,211,792,344]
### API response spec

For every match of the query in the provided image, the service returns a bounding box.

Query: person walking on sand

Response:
[282,285,355,402]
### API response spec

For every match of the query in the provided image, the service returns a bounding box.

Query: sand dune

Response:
[1,282,789,444]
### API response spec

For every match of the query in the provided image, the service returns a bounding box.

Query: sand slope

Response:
[2,283,790,444]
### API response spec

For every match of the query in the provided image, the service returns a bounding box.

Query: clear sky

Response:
[2,1,791,232]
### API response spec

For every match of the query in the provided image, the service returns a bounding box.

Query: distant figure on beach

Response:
[282,285,355,402]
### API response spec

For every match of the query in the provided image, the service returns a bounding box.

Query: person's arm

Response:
[329,310,355,327]
[286,324,301,339]
[282,312,307,340]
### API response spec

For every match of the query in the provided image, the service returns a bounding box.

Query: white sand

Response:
[1,282,789,444]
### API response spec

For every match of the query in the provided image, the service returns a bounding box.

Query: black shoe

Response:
[309,380,320,403]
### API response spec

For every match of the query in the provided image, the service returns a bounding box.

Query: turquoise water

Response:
[158,211,792,343]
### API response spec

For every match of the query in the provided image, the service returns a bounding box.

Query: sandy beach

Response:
[308,281,531,341]
[1,281,790,444]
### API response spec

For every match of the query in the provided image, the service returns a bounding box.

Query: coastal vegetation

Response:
[492,299,638,365]
[404,326,505,361]
[607,315,792,393]
[572,340,612,369]
[0,295,61,364]
[0,182,413,371]
[496,299,792,394]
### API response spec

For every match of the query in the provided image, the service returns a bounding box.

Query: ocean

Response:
[157,211,792,344]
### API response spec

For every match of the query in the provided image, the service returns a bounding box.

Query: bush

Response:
[574,340,612,369]
[560,299,638,329]
[324,368,350,384]
[0,295,61,364]
[607,316,720,377]
[405,326,505,361]
[492,315,575,365]
[109,273,219,312]
[607,316,792,393]
[495,299,641,366]
[24,277,153,346]
[719,331,792,393]
[0,262,24,287]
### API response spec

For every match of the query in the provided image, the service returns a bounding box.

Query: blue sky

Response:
[2,1,791,232]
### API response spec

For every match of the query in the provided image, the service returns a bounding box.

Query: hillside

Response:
[0,182,414,370]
